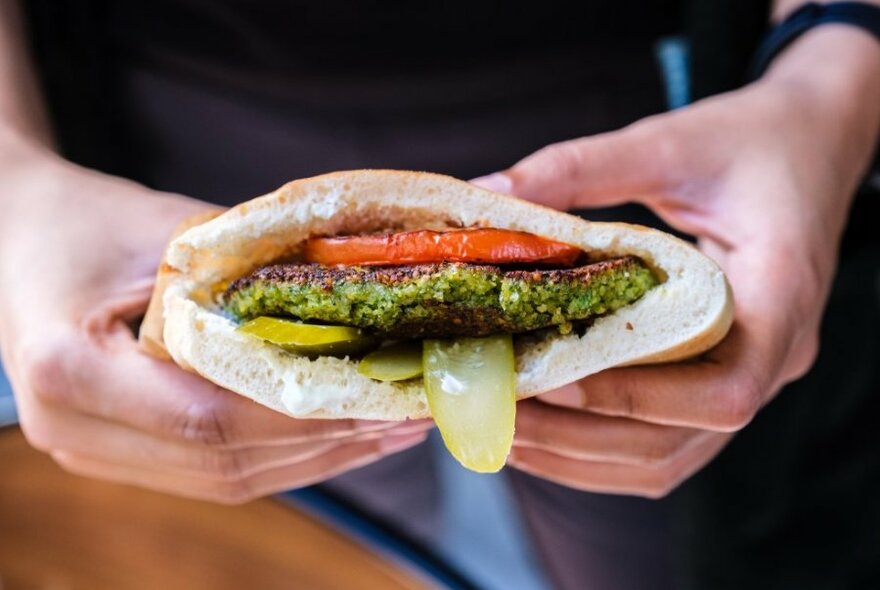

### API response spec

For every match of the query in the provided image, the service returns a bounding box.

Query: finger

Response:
[537,319,788,432]
[513,400,710,467]
[472,119,678,211]
[535,244,814,432]
[508,432,731,498]
[24,330,406,448]
[22,401,398,481]
[52,432,428,504]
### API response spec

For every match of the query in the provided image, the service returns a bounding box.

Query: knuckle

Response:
[629,117,680,165]
[18,418,56,453]
[20,335,83,406]
[170,400,235,447]
[716,372,763,431]
[532,141,584,181]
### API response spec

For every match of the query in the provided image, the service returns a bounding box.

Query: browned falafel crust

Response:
[223,258,658,339]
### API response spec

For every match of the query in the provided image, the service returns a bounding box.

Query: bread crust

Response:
[142,170,734,420]
[140,210,224,359]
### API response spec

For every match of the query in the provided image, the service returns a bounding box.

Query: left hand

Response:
[474,27,880,497]
[0,149,431,504]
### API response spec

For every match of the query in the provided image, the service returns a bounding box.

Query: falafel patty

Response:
[222,258,658,339]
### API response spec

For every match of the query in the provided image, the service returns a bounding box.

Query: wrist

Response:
[766,23,880,109]
[761,26,880,181]
[0,135,65,247]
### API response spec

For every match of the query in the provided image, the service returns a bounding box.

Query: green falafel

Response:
[222,257,658,339]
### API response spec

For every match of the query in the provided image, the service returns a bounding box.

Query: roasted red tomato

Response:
[302,228,582,267]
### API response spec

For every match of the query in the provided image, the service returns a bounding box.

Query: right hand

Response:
[0,143,430,503]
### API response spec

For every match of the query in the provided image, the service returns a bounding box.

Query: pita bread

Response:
[140,170,733,420]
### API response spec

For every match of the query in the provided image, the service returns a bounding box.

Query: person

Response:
[0,0,877,588]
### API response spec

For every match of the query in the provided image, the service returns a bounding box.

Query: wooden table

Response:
[0,427,431,590]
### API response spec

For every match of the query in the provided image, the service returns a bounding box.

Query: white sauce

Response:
[280,376,355,415]
[199,310,358,416]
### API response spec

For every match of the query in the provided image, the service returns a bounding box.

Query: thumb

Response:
[473,120,677,211]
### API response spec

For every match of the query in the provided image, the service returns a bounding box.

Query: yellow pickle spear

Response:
[238,316,375,357]
[358,342,424,382]
[423,334,516,473]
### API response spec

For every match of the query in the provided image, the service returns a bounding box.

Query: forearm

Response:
[0,0,71,272]
[766,1,880,187]
[0,0,53,151]
[0,0,62,240]
[753,18,880,247]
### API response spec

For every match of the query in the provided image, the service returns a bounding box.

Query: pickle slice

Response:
[358,342,424,382]
[238,316,375,357]
[423,335,516,473]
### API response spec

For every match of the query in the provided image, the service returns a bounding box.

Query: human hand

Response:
[0,146,430,503]
[474,28,880,496]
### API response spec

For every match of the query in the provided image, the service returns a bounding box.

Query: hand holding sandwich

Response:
[477,26,880,496]
[0,145,430,503]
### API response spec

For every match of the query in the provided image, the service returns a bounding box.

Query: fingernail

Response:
[538,383,585,408]
[379,433,426,453]
[470,172,512,194]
